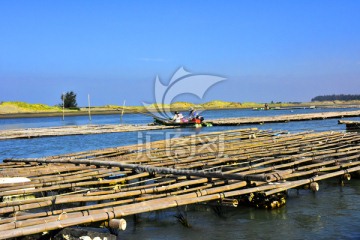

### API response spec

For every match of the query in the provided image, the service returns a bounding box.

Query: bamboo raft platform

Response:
[338,120,360,132]
[0,124,176,140]
[1,110,360,140]
[210,110,360,126]
[0,128,360,239]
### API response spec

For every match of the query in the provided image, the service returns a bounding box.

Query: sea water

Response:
[0,108,359,239]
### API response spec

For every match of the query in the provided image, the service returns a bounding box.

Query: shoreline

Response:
[0,104,359,119]
[0,110,125,119]
[2,110,360,139]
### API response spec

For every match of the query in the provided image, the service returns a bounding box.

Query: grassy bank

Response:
[1,100,359,119]
[0,101,62,113]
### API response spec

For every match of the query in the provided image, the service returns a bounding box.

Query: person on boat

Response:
[188,107,198,121]
[188,107,205,124]
[197,115,204,122]
[192,115,203,124]
[172,111,184,123]
[264,103,269,110]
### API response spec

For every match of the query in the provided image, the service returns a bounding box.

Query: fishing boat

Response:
[153,117,212,128]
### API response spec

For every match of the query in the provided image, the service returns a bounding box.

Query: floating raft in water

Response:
[0,128,360,239]
[253,106,316,111]
[210,110,360,126]
[2,110,360,140]
[338,120,360,132]
[0,124,176,140]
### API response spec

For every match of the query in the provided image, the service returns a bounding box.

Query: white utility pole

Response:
[120,100,126,124]
[62,92,65,121]
[88,94,92,122]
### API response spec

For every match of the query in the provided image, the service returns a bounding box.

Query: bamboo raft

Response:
[338,120,360,132]
[210,110,360,126]
[1,110,360,140]
[0,124,176,140]
[0,128,360,239]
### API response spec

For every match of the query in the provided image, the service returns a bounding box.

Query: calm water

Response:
[119,180,360,240]
[0,108,360,239]
[1,108,359,160]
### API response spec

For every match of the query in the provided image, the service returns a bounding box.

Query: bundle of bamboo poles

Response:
[211,110,360,125]
[338,120,360,132]
[0,128,360,239]
[0,124,176,140]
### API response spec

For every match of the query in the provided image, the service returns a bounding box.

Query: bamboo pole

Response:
[3,166,360,239]
[120,100,126,124]
[263,166,360,196]
[4,158,273,183]
[210,110,360,126]
[1,129,360,238]
[0,124,177,140]
[62,92,65,121]
[88,94,91,122]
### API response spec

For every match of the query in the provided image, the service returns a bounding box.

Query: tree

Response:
[311,94,360,102]
[60,91,78,108]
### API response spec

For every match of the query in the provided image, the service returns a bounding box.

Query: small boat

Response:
[153,118,212,128]
[253,107,274,111]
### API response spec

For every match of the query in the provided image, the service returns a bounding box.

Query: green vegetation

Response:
[1,99,359,116]
[0,101,62,113]
[312,94,360,102]
[60,91,78,108]
[201,100,242,109]
[105,101,242,112]
[102,101,295,112]
[169,101,195,109]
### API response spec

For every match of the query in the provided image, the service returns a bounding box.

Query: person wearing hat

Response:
[172,111,184,123]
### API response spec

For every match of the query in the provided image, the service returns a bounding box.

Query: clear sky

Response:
[1,0,359,106]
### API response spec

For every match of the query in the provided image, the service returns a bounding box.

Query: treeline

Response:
[311,94,360,102]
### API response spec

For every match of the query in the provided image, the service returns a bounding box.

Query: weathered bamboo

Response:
[3,165,360,239]
[211,110,360,126]
[0,171,150,198]
[0,164,89,178]
[108,218,127,230]
[263,166,360,196]
[0,124,176,140]
[338,120,360,131]
[0,168,126,190]
[1,128,360,238]
[0,180,247,231]
[4,158,273,182]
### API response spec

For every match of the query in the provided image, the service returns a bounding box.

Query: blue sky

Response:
[0,0,359,106]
